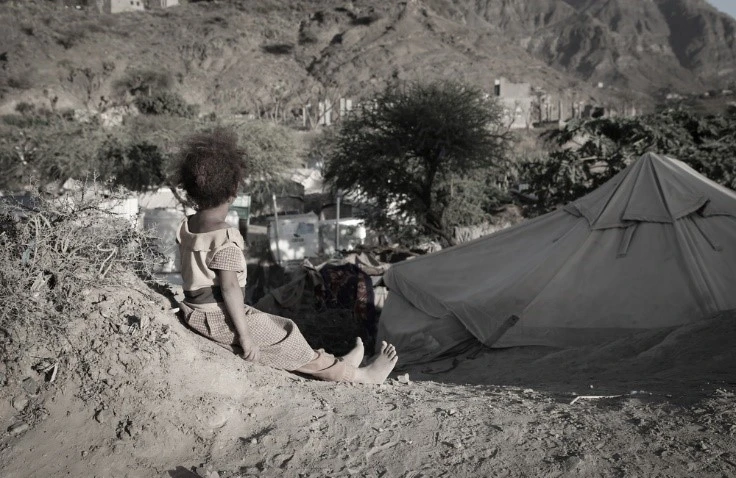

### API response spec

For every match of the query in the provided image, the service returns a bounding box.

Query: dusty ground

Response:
[1,273,735,477]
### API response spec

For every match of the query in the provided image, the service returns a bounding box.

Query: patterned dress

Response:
[176,218,355,381]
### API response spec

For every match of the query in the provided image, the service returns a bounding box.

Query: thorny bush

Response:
[0,186,162,369]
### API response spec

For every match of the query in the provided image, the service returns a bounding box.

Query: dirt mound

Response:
[2,270,735,477]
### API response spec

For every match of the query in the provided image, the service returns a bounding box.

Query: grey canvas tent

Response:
[377,153,736,364]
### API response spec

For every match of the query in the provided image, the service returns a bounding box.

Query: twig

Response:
[570,394,622,405]
[49,363,59,383]
[366,439,399,459]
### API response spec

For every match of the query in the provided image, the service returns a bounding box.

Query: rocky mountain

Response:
[0,0,734,115]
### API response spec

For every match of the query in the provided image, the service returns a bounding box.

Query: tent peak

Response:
[568,153,734,229]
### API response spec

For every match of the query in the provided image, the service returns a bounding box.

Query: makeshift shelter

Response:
[378,153,736,364]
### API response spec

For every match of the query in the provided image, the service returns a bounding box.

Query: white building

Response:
[96,0,145,14]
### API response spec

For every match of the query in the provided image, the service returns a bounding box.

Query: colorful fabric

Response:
[320,263,378,354]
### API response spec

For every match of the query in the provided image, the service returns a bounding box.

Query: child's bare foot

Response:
[340,337,364,368]
[353,341,398,384]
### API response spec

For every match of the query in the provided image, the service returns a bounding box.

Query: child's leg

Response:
[296,349,357,382]
[295,341,398,384]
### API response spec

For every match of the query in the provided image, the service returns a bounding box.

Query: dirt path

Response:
[1,278,735,477]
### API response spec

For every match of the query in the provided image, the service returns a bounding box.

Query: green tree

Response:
[324,80,510,245]
[0,113,109,191]
[521,107,736,215]
[229,120,300,215]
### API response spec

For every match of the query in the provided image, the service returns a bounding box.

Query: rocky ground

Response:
[1,269,735,477]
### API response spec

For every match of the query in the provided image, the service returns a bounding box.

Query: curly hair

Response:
[177,128,244,210]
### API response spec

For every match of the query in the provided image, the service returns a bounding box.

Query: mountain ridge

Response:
[0,0,734,115]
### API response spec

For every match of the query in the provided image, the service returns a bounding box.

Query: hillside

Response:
[1,269,735,477]
[1,0,735,116]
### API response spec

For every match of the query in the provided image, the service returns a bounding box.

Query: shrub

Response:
[0,187,162,372]
[56,26,87,49]
[99,138,167,192]
[6,70,35,90]
[519,108,736,215]
[134,91,199,118]
[15,102,36,115]
[262,43,294,55]
[112,68,173,99]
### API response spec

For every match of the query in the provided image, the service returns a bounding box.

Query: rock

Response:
[448,409,457,416]
[12,396,28,411]
[0,372,6,386]
[95,409,109,423]
[8,422,29,435]
[250,438,258,445]
[22,377,39,396]
[396,373,411,384]
[207,413,228,429]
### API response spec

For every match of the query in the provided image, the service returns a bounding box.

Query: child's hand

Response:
[239,335,260,362]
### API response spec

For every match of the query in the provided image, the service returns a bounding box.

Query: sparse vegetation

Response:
[134,91,199,118]
[0,185,162,372]
[112,68,173,100]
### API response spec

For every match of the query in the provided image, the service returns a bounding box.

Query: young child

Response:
[175,128,398,383]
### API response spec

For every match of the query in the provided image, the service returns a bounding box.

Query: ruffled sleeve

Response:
[208,245,245,272]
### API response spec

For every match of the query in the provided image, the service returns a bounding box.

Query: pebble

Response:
[0,372,6,385]
[12,396,28,411]
[448,409,457,416]
[250,438,258,445]
[95,409,109,424]
[8,422,29,435]
[22,377,39,396]
[396,373,411,384]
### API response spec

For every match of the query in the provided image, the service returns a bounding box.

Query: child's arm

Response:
[218,269,260,362]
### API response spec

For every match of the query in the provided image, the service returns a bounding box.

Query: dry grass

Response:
[0,184,162,369]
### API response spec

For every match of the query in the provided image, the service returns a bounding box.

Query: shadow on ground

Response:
[400,314,736,403]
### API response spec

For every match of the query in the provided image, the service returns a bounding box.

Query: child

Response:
[175,128,398,383]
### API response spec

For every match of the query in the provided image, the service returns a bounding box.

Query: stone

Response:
[22,377,39,396]
[95,409,109,424]
[12,396,28,411]
[396,373,411,384]
[8,422,29,435]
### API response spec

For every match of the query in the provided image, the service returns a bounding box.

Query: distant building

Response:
[494,77,533,130]
[96,0,145,13]
[94,0,177,13]
[146,0,178,8]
